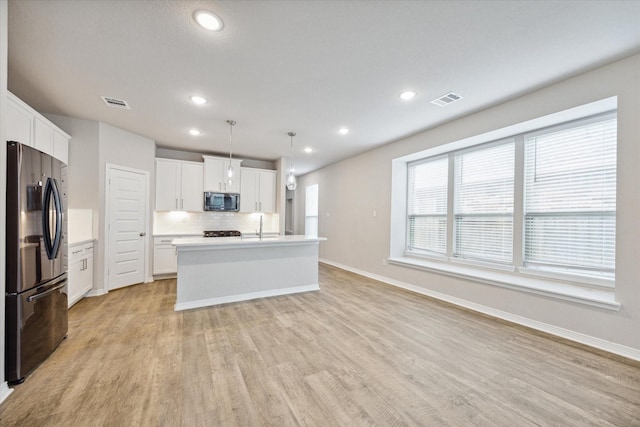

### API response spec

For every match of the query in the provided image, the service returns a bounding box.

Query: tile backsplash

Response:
[68,208,94,243]
[154,211,280,235]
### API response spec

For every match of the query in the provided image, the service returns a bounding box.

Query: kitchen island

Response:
[172,235,326,311]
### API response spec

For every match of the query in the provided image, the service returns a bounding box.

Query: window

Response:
[454,141,514,263]
[523,114,617,278]
[407,156,448,255]
[405,111,616,285]
[305,184,319,238]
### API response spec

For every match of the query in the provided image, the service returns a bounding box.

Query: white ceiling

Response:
[7,0,640,175]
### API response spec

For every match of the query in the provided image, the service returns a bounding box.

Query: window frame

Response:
[521,111,617,282]
[404,111,617,288]
[452,138,516,265]
[406,154,449,257]
[305,183,319,238]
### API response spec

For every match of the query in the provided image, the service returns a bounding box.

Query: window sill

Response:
[387,256,620,311]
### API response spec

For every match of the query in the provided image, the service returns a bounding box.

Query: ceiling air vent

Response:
[431,92,463,107]
[101,96,130,110]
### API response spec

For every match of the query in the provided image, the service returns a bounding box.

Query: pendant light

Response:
[226,120,236,186]
[286,132,297,190]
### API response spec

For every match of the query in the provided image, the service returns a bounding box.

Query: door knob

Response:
[139,232,146,237]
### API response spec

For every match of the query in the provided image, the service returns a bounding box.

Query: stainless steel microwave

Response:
[204,192,240,212]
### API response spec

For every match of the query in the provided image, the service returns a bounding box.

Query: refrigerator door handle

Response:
[26,282,66,303]
[42,177,63,260]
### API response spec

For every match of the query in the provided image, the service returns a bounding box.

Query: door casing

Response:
[104,163,151,292]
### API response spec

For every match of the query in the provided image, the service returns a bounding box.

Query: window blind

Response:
[305,184,319,237]
[454,141,515,263]
[524,115,617,277]
[407,156,448,254]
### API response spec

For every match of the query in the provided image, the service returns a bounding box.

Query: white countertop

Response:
[153,232,203,237]
[68,238,95,247]
[172,235,326,249]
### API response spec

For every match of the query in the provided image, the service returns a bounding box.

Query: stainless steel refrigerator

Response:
[6,141,68,384]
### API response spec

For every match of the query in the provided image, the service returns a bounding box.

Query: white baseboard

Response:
[152,273,177,281]
[174,284,320,311]
[319,259,640,362]
[0,381,13,405]
[85,288,107,298]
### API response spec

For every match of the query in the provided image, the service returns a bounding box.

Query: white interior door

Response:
[107,166,148,290]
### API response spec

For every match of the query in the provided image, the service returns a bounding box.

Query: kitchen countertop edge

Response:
[68,238,95,247]
[173,235,326,249]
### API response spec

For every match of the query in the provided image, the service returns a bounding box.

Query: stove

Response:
[203,230,242,238]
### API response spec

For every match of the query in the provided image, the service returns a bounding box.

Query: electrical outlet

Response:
[382,258,387,265]
[373,210,377,218]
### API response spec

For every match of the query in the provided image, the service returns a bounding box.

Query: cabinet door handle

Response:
[140,232,146,237]
[175,199,179,209]
[181,199,184,209]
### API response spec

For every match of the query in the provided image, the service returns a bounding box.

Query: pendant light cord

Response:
[288,131,296,172]
[227,120,235,162]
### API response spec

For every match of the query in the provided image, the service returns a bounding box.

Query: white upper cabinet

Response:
[155,160,180,211]
[6,92,70,164]
[203,155,242,193]
[53,131,69,164]
[240,167,276,213]
[34,117,54,154]
[180,162,204,212]
[6,96,33,145]
[155,159,203,212]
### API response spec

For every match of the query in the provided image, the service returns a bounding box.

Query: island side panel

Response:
[175,241,320,310]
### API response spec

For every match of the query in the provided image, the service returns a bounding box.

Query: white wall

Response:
[45,117,156,294]
[296,53,640,357]
[45,114,100,236]
[0,0,12,403]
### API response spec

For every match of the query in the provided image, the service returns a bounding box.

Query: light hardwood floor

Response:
[1,264,639,426]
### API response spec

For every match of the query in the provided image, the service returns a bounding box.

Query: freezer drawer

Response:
[5,276,68,384]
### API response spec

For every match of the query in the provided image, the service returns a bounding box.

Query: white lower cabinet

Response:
[68,241,94,308]
[153,236,178,275]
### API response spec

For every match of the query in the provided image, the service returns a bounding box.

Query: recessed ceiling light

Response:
[400,90,417,101]
[338,128,349,135]
[193,10,223,31]
[190,95,207,105]
[304,147,313,153]
[189,129,201,136]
